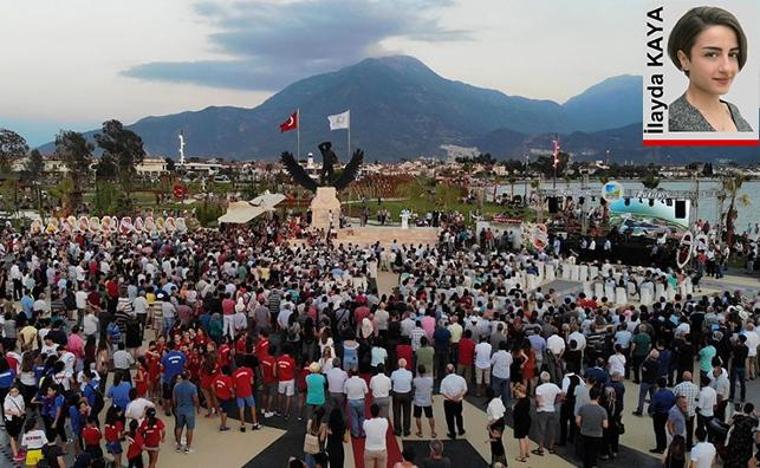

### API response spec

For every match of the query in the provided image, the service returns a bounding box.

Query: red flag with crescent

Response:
[279,111,298,133]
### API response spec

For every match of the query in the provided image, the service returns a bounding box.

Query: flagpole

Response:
[347,111,351,160]
[297,108,301,160]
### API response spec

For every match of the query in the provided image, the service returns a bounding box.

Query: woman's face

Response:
[680,25,741,97]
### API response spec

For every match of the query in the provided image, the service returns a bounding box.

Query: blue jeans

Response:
[636,382,655,413]
[492,376,511,408]
[163,316,175,336]
[730,367,746,402]
[348,399,365,437]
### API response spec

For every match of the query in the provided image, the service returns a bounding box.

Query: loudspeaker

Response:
[675,200,686,219]
[548,197,559,213]
[578,196,585,206]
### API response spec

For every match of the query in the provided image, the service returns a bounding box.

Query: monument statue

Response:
[280,141,364,192]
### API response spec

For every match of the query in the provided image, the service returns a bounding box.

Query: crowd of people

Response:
[0,211,759,468]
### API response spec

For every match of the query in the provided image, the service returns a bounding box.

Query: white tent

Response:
[217,201,267,224]
[249,191,286,209]
[218,192,287,224]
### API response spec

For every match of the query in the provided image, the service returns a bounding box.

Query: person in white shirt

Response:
[697,375,717,431]
[534,371,562,455]
[132,291,149,339]
[474,337,492,396]
[4,386,26,460]
[440,364,468,439]
[363,403,389,468]
[689,427,716,468]
[125,391,156,425]
[369,364,392,420]
[83,310,99,340]
[343,369,368,438]
[390,359,413,436]
[743,323,759,380]
[608,345,627,377]
[546,333,566,383]
[412,365,436,438]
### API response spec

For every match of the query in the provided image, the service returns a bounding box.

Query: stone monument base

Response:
[334,225,440,247]
[310,187,341,230]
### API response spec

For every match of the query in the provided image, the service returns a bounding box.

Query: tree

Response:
[25,149,44,181]
[0,129,28,172]
[94,120,146,207]
[640,173,661,189]
[165,157,176,172]
[54,130,93,213]
[22,149,45,216]
[95,153,118,180]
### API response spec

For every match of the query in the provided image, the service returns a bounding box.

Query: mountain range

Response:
[39,55,759,163]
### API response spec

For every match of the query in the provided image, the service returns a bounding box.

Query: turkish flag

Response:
[279,111,298,133]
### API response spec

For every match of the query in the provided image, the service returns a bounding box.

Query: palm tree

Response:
[721,173,749,250]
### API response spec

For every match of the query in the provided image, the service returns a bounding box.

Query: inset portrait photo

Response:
[643,1,759,146]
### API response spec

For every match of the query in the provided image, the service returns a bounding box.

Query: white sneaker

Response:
[184,447,194,454]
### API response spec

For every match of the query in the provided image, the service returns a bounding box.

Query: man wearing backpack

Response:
[83,371,105,424]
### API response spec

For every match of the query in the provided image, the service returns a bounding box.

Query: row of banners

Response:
[30,216,190,236]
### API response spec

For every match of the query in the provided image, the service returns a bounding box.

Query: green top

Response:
[632,333,652,357]
[416,346,434,373]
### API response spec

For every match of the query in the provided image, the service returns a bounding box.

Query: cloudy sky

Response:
[1,0,643,146]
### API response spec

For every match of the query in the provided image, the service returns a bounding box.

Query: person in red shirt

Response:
[199,353,219,418]
[232,356,261,431]
[396,337,414,370]
[258,352,277,418]
[234,331,249,357]
[212,366,234,431]
[134,358,150,398]
[145,343,161,399]
[221,293,235,339]
[254,332,270,360]
[139,408,165,468]
[104,407,124,467]
[217,338,232,369]
[81,416,103,461]
[125,420,144,467]
[276,350,297,419]
[354,303,371,325]
[457,329,476,384]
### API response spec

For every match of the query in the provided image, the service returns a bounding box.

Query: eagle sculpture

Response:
[280,141,364,192]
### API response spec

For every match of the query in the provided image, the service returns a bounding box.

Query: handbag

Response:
[303,432,321,455]
[617,421,625,435]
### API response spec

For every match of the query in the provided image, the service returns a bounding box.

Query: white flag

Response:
[327,110,350,130]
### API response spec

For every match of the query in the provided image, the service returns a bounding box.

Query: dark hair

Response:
[370,403,380,418]
[668,6,748,75]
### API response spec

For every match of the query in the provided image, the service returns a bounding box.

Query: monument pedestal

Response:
[310,187,341,230]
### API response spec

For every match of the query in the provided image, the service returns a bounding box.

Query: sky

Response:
[0,0,646,146]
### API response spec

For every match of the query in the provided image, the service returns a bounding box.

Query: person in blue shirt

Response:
[68,394,85,451]
[20,291,34,319]
[106,373,132,411]
[649,377,675,454]
[0,358,16,402]
[585,358,609,386]
[161,343,187,415]
[41,383,67,443]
